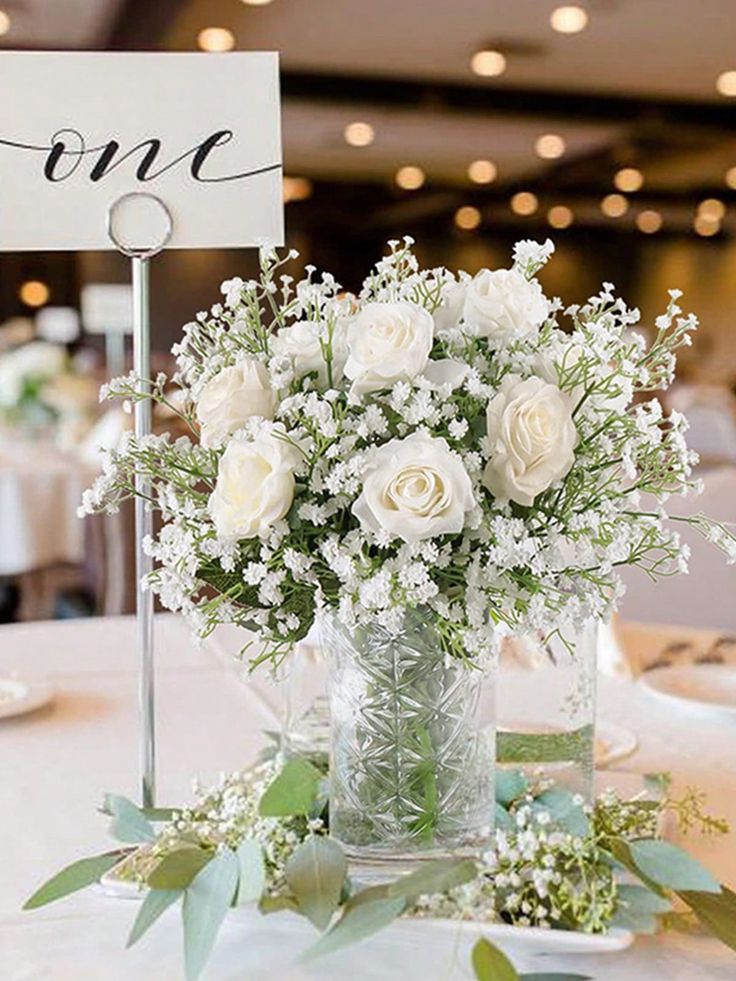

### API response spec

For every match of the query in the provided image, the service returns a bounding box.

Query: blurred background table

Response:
[0,614,734,981]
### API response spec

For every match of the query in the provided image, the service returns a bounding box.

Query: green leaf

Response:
[628,840,721,893]
[532,788,589,836]
[610,884,672,933]
[183,849,239,981]
[520,975,592,980]
[127,889,180,947]
[258,758,322,818]
[643,772,672,798]
[678,885,736,952]
[147,848,213,890]
[259,893,300,915]
[385,857,478,902]
[300,894,405,962]
[105,794,156,844]
[471,937,518,981]
[495,770,528,806]
[24,852,123,910]
[495,803,515,831]
[141,807,178,822]
[285,836,347,930]
[236,839,266,905]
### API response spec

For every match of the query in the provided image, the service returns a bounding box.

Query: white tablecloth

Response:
[1,615,734,981]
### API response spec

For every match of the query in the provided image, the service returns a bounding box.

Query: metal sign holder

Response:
[106,191,173,808]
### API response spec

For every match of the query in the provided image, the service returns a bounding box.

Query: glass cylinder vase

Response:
[321,608,495,874]
[495,621,598,801]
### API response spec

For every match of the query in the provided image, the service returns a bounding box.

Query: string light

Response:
[455,206,482,230]
[698,198,726,222]
[550,5,589,34]
[535,133,566,160]
[283,177,312,203]
[613,167,644,192]
[716,71,736,97]
[197,27,235,52]
[470,49,507,77]
[636,210,663,234]
[0,10,10,36]
[19,280,50,308]
[344,121,375,147]
[395,165,426,190]
[548,205,574,229]
[510,191,538,216]
[601,193,629,218]
[467,159,497,184]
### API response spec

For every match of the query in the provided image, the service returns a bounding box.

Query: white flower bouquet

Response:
[82,237,736,667]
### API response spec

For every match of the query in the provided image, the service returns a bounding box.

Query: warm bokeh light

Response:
[395,165,426,190]
[716,71,736,97]
[197,27,236,52]
[241,0,274,5]
[636,209,663,234]
[470,49,507,77]
[725,166,736,190]
[510,191,539,216]
[547,205,574,229]
[283,176,313,203]
[467,159,497,184]
[698,198,726,221]
[344,121,375,147]
[550,5,589,34]
[601,193,629,218]
[614,167,644,193]
[694,215,721,237]
[0,10,10,36]
[454,205,482,230]
[19,280,51,308]
[535,133,566,160]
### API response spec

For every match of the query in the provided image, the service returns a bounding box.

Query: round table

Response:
[1,615,734,980]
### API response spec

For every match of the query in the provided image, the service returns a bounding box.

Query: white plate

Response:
[0,676,56,720]
[640,664,736,718]
[596,720,638,767]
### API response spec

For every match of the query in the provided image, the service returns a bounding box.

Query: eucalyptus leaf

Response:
[236,839,266,905]
[258,758,322,817]
[105,794,156,844]
[300,895,405,961]
[678,885,736,952]
[182,849,239,981]
[24,851,123,910]
[285,836,347,930]
[127,889,181,947]
[259,893,300,915]
[471,937,518,981]
[147,848,213,890]
[495,771,528,806]
[532,788,589,836]
[629,839,721,893]
[610,883,672,933]
[520,974,592,980]
[141,807,178,822]
[495,803,515,831]
[385,857,478,902]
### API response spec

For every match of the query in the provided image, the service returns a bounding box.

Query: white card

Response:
[0,51,284,252]
[81,284,133,334]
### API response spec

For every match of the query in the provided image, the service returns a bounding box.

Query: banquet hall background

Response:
[1,0,736,631]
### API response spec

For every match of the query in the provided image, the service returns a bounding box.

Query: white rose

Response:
[353,432,475,543]
[483,375,577,507]
[196,360,274,448]
[463,268,549,342]
[272,319,348,384]
[208,429,296,539]
[344,301,434,396]
[433,279,467,332]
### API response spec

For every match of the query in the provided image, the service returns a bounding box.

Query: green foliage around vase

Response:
[23,754,734,981]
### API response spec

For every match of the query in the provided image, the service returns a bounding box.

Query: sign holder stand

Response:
[106,191,173,808]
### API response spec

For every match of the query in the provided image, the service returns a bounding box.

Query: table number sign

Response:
[0,51,284,251]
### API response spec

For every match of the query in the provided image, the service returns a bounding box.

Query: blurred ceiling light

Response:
[395,165,426,190]
[283,176,313,203]
[19,280,51,308]
[613,167,644,192]
[241,0,274,5]
[455,206,482,230]
[535,133,566,160]
[344,121,375,147]
[694,215,720,237]
[468,159,497,184]
[698,198,726,221]
[470,49,507,77]
[725,166,736,190]
[550,5,589,34]
[0,10,10,36]
[716,71,736,97]
[601,193,629,218]
[548,205,574,229]
[510,191,538,216]
[197,27,236,52]
[636,209,663,234]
